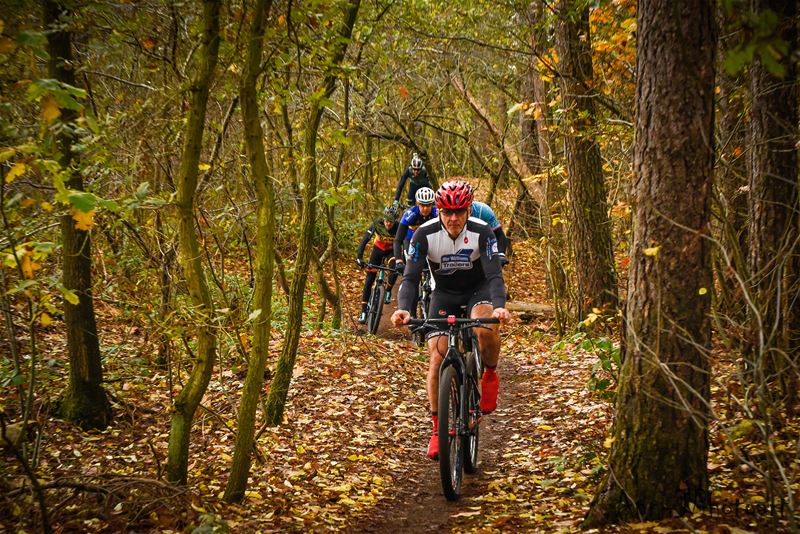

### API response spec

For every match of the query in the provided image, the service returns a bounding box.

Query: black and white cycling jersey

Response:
[397,217,507,312]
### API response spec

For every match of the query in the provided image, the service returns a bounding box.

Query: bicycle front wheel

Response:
[464,350,480,474]
[367,283,385,335]
[438,365,463,501]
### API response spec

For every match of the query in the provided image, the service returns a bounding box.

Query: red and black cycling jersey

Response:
[357,218,399,259]
[397,217,506,311]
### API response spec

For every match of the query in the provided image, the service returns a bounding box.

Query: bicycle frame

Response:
[407,315,498,500]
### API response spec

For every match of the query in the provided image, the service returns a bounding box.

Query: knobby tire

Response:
[438,364,463,501]
[367,283,385,335]
[464,344,480,474]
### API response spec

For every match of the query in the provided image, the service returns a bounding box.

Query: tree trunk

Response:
[585,0,716,525]
[526,0,568,333]
[45,0,111,431]
[223,0,275,503]
[166,0,221,485]
[264,0,361,426]
[555,0,618,320]
[747,0,798,404]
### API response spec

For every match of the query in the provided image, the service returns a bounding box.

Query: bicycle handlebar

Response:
[364,263,397,271]
[407,316,500,326]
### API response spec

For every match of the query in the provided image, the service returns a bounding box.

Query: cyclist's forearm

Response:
[393,225,408,259]
[357,232,371,260]
[493,227,508,255]
[393,174,407,202]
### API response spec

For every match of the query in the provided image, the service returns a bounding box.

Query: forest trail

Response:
[345,255,612,532]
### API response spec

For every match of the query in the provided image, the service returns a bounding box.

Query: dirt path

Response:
[350,363,523,534]
[347,269,612,532]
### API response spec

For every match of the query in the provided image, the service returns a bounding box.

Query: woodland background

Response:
[1,0,799,532]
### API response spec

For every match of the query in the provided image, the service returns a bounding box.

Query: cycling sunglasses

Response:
[440,208,468,217]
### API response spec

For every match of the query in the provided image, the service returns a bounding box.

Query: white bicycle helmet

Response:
[415,187,435,205]
[410,153,423,170]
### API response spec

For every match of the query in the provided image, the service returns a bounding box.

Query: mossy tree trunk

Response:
[166,0,221,485]
[45,0,111,431]
[585,0,716,525]
[555,0,618,320]
[223,0,275,503]
[264,0,361,426]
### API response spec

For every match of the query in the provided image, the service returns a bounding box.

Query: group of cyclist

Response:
[355,153,511,461]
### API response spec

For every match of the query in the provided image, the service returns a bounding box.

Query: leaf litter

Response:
[0,240,793,532]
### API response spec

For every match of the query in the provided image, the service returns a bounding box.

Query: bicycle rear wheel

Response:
[464,349,480,474]
[438,365,463,501]
[367,283,385,335]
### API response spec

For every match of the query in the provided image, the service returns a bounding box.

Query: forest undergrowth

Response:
[0,240,796,533]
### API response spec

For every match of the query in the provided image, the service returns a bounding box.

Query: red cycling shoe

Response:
[427,431,439,460]
[480,368,499,413]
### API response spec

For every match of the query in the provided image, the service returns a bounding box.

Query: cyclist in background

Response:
[390,180,511,460]
[393,187,437,269]
[356,205,400,324]
[393,153,432,207]
[471,200,509,266]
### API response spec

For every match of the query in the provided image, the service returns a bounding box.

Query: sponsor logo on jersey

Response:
[487,237,498,259]
[437,249,474,274]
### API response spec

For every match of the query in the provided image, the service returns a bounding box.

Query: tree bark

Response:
[223,0,276,503]
[747,0,798,404]
[585,0,716,525]
[45,0,112,431]
[166,0,221,485]
[264,0,361,426]
[555,0,618,320]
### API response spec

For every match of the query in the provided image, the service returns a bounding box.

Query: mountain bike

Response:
[408,315,499,500]
[412,268,432,346]
[364,263,395,335]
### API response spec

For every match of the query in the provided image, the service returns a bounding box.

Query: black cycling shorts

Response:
[426,282,493,339]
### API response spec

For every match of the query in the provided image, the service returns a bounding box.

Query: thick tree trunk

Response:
[585,0,716,525]
[223,0,275,503]
[264,0,361,426]
[747,0,798,404]
[166,0,221,485]
[555,0,618,320]
[45,0,111,431]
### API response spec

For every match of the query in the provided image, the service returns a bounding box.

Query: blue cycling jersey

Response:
[471,201,500,230]
[399,205,438,239]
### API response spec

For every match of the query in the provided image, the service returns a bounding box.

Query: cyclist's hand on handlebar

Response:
[356,258,366,268]
[492,307,512,325]
[498,253,509,267]
[391,309,410,327]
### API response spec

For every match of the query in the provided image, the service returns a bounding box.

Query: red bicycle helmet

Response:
[435,180,474,210]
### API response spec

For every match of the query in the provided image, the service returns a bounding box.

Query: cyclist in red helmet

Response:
[391,179,511,461]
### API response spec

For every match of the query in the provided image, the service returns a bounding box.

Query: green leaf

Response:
[16,31,48,59]
[59,285,80,305]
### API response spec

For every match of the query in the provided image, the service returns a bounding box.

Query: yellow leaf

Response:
[71,209,96,231]
[20,255,33,279]
[507,102,524,115]
[41,201,54,212]
[40,312,52,326]
[537,425,553,431]
[42,94,61,123]
[198,163,211,171]
[628,522,659,530]
[698,287,707,295]
[603,435,615,448]
[6,162,26,184]
[643,246,661,257]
